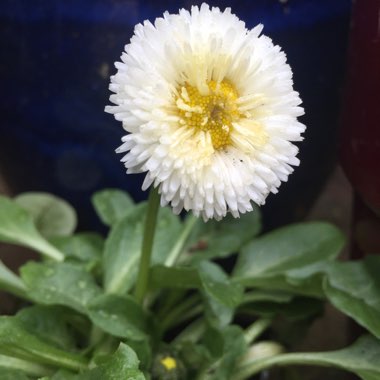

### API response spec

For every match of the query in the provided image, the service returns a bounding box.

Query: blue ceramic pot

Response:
[0,0,351,229]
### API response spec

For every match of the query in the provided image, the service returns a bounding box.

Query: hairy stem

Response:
[244,318,272,344]
[161,293,201,331]
[234,351,346,380]
[134,187,160,304]
[165,215,198,266]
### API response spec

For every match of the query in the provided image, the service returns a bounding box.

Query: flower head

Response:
[106,3,305,220]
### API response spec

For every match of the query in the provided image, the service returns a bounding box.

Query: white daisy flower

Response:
[106,3,305,221]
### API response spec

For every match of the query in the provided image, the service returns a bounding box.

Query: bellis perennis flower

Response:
[106,3,305,221]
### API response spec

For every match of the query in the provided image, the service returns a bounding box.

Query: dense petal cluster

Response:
[106,3,305,220]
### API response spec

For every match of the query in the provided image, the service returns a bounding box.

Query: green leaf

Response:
[235,261,333,298]
[204,297,234,328]
[324,256,380,338]
[50,233,104,263]
[279,261,332,297]
[16,305,76,351]
[15,192,77,238]
[198,262,243,327]
[20,262,102,314]
[175,341,211,377]
[239,297,324,321]
[187,209,261,261]
[242,290,294,305]
[77,343,145,380]
[92,189,134,226]
[0,260,28,298]
[198,261,243,308]
[232,223,344,297]
[0,367,30,380]
[322,335,380,379]
[214,326,247,380]
[235,335,380,380]
[103,204,182,294]
[87,294,149,340]
[47,370,77,379]
[0,353,52,378]
[151,262,242,326]
[234,222,344,280]
[151,262,243,327]
[203,325,247,380]
[127,339,152,371]
[150,265,200,289]
[0,316,87,372]
[0,195,64,261]
[102,203,144,294]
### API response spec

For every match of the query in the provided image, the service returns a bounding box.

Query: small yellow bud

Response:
[160,356,177,371]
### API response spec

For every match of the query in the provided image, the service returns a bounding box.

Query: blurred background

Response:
[1,1,380,379]
[0,0,352,230]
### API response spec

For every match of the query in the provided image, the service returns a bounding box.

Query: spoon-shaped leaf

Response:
[0,196,64,261]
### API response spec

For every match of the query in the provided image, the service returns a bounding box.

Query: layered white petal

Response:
[106,3,305,221]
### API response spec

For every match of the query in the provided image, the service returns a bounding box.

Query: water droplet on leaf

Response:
[44,268,55,277]
[78,280,86,289]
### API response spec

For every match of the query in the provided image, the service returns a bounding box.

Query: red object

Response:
[340,0,380,259]
[340,0,380,217]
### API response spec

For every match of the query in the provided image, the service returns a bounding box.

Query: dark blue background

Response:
[0,0,352,229]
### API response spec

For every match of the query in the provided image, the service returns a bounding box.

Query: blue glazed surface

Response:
[0,0,351,229]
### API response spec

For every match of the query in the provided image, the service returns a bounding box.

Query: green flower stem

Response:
[0,354,53,377]
[161,293,201,331]
[165,214,198,266]
[244,318,272,344]
[172,318,205,344]
[91,335,117,358]
[134,187,161,304]
[89,325,104,349]
[174,304,203,326]
[155,289,183,315]
[0,261,31,300]
[1,345,88,373]
[234,350,344,380]
[30,239,65,261]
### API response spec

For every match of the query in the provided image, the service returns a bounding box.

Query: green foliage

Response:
[235,335,380,380]
[16,305,76,351]
[0,367,30,380]
[15,192,77,238]
[324,256,380,338]
[233,222,345,297]
[234,222,344,278]
[1,190,380,380]
[198,261,243,309]
[0,316,87,371]
[0,195,64,261]
[91,189,134,226]
[150,265,201,289]
[103,204,182,294]
[186,209,261,261]
[87,294,150,340]
[20,261,102,314]
[0,260,28,299]
[49,233,104,264]
[202,325,248,379]
[44,344,146,379]
[318,335,380,379]
[198,261,243,327]
[75,343,145,380]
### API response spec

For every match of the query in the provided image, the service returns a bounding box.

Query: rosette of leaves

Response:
[0,190,380,380]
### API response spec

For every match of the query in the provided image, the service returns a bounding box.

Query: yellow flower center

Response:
[160,356,177,371]
[176,80,241,150]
